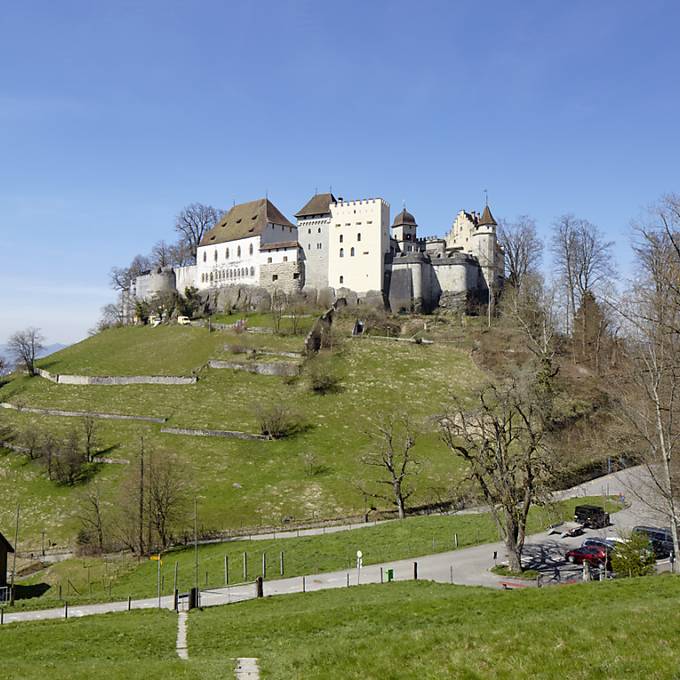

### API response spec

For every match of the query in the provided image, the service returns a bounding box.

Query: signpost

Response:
[151,554,163,607]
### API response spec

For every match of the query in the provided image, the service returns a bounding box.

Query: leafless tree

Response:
[498,216,543,290]
[52,429,87,486]
[613,195,680,570]
[109,254,151,291]
[8,327,45,376]
[175,203,224,261]
[82,416,99,462]
[20,428,41,460]
[359,414,419,519]
[438,380,553,572]
[551,215,615,334]
[271,289,287,335]
[41,433,58,480]
[79,483,107,553]
[151,240,173,268]
[145,451,190,549]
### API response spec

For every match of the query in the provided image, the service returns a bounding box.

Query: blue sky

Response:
[1,1,679,344]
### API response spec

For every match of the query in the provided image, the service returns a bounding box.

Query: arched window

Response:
[237,245,241,257]
[242,267,246,276]
[357,233,361,242]
[226,248,230,259]
[203,251,207,262]
[250,266,255,276]
[214,250,218,261]
[249,243,254,256]
[339,234,344,243]
[350,247,355,256]
[339,275,344,284]
[209,272,213,282]
[339,248,344,257]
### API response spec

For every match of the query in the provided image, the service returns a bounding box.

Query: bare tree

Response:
[79,483,107,553]
[8,327,44,376]
[52,429,87,486]
[175,203,224,261]
[110,254,151,291]
[359,414,419,519]
[82,416,99,462]
[150,240,173,268]
[551,215,615,334]
[438,380,553,572]
[145,451,190,549]
[498,216,543,290]
[271,289,287,335]
[20,428,41,460]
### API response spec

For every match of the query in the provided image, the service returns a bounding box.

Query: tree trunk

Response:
[394,481,405,519]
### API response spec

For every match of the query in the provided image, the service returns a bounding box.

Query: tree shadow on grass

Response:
[12,583,51,601]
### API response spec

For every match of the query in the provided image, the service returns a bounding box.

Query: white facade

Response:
[196,234,261,290]
[298,215,331,289]
[327,198,390,293]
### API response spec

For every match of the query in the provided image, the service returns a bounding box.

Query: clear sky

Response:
[1,1,679,345]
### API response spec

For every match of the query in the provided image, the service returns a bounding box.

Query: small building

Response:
[0,531,15,588]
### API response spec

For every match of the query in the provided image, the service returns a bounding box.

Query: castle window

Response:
[203,252,207,262]
[272,274,278,282]
[293,272,300,279]
[339,234,343,243]
[283,256,288,262]
[308,243,311,250]
[250,266,255,276]
[249,243,254,255]
[350,247,355,256]
[339,248,344,257]
[339,275,344,284]
[357,233,361,241]
[318,227,321,233]
[209,272,213,282]
[237,246,241,257]
[308,228,311,234]
[268,257,272,264]
[214,250,218,261]
[226,248,230,259]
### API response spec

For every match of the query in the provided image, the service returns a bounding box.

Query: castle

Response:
[132,192,504,314]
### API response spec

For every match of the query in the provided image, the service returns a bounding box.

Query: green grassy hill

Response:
[0,319,485,548]
[4,576,679,679]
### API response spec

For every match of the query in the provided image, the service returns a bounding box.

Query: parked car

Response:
[565,545,610,567]
[177,316,191,326]
[574,505,610,529]
[632,526,674,559]
[582,537,624,552]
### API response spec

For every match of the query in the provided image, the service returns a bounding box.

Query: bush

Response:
[256,403,306,440]
[611,533,656,577]
[307,354,343,395]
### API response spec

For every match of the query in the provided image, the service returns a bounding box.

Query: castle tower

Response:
[471,204,502,290]
[391,207,419,253]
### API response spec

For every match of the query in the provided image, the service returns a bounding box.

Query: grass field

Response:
[0,323,486,548]
[10,495,621,611]
[5,575,677,679]
[190,575,680,679]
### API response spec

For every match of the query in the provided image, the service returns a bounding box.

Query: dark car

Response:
[632,526,674,559]
[565,545,609,567]
[582,537,620,553]
[574,505,610,529]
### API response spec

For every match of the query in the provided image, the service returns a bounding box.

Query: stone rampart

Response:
[36,368,197,386]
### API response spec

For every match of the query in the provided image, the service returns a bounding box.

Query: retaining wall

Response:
[161,426,266,441]
[0,402,166,423]
[36,368,196,385]
[208,359,300,377]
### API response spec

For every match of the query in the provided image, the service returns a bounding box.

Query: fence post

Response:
[256,576,263,598]
[302,576,306,593]
[173,589,179,611]
[128,595,132,611]
[64,601,68,619]
[454,533,458,549]
[346,572,350,587]
[413,562,418,581]
[450,565,453,584]
[262,552,266,578]
[224,555,229,585]
[280,551,284,576]
[380,567,383,584]
[243,552,248,581]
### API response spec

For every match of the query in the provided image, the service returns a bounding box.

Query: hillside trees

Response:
[498,215,543,290]
[359,414,420,520]
[8,327,45,376]
[438,380,554,572]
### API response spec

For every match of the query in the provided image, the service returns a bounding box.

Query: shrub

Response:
[307,354,343,395]
[256,403,306,440]
[611,533,656,577]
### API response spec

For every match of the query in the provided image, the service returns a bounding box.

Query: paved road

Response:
[3,466,668,625]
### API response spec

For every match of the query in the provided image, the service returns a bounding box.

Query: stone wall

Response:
[260,260,304,295]
[36,368,197,385]
[208,359,300,377]
[161,426,266,441]
[0,402,166,423]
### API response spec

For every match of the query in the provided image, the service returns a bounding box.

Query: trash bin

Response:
[386,569,394,582]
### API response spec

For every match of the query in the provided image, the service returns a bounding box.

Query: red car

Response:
[565,545,609,567]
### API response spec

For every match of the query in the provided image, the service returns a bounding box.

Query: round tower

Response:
[471,204,500,290]
[391,208,418,253]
